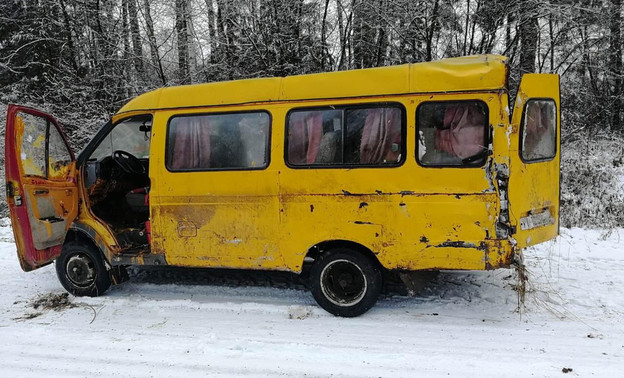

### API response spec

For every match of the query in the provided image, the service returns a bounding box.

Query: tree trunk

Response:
[519,1,538,74]
[321,0,331,70]
[143,0,166,85]
[175,0,190,84]
[549,10,554,72]
[205,0,217,64]
[425,0,440,62]
[468,0,481,55]
[610,0,622,131]
[353,0,376,68]
[58,0,78,72]
[336,0,346,69]
[215,0,235,78]
[121,0,132,96]
[463,0,470,55]
[128,0,143,77]
[374,0,387,67]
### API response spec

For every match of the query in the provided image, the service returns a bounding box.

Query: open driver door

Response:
[5,105,79,271]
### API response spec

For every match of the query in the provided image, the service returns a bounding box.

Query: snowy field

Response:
[0,221,623,377]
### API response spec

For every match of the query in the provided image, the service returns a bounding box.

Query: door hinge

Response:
[6,182,14,197]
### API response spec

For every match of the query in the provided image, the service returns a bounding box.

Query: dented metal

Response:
[6,56,560,281]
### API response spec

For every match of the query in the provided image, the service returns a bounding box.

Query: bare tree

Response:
[519,0,538,73]
[609,0,622,131]
[128,0,144,77]
[143,0,167,85]
[176,0,191,84]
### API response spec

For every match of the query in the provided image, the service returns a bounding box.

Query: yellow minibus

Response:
[4,54,560,317]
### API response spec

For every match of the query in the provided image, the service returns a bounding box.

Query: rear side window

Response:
[521,99,556,162]
[417,101,488,167]
[166,111,270,171]
[286,105,404,167]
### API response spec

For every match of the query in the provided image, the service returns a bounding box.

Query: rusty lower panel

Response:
[484,239,516,270]
[111,253,167,266]
[71,222,167,267]
[69,222,118,261]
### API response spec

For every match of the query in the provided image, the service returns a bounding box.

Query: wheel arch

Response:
[64,223,112,266]
[64,225,130,286]
[304,239,384,271]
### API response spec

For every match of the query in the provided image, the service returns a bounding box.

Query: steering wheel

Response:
[113,150,145,175]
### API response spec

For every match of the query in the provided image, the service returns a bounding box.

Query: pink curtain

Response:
[287,111,323,164]
[170,116,212,169]
[434,104,485,158]
[360,108,401,164]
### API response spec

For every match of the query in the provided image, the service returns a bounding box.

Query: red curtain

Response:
[287,111,323,164]
[169,116,212,169]
[434,104,485,158]
[360,108,401,164]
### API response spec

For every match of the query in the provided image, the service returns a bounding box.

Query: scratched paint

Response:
[7,56,559,278]
[140,60,557,273]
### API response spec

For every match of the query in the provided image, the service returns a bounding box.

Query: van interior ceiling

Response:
[83,115,152,251]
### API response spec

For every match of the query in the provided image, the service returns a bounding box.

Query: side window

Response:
[417,101,488,167]
[48,126,73,179]
[17,112,72,179]
[18,112,47,177]
[286,105,403,166]
[166,111,270,171]
[521,99,556,162]
[90,116,152,160]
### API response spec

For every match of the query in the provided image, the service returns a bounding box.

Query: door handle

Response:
[33,189,49,195]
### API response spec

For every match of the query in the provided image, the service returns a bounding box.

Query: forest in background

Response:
[0,0,623,226]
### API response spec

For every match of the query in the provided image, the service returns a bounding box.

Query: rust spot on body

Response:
[434,240,483,250]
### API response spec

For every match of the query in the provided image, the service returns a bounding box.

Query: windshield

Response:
[90,116,152,160]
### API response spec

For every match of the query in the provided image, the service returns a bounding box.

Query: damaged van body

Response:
[4,55,560,317]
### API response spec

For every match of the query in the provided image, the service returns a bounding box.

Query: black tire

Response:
[310,248,382,317]
[55,241,111,297]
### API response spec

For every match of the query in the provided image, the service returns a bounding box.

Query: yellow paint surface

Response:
[13,112,79,254]
[117,55,508,115]
[508,74,560,248]
[96,55,558,273]
[146,94,515,272]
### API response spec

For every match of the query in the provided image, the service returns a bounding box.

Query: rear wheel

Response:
[310,249,382,317]
[55,241,111,297]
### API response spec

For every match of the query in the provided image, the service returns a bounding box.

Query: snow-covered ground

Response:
[0,221,622,377]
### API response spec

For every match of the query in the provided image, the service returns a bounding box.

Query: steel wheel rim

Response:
[320,259,367,307]
[66,254,96,288]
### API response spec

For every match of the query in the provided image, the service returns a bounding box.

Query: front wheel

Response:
[310,249,382,317]
[55,241,111,297]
